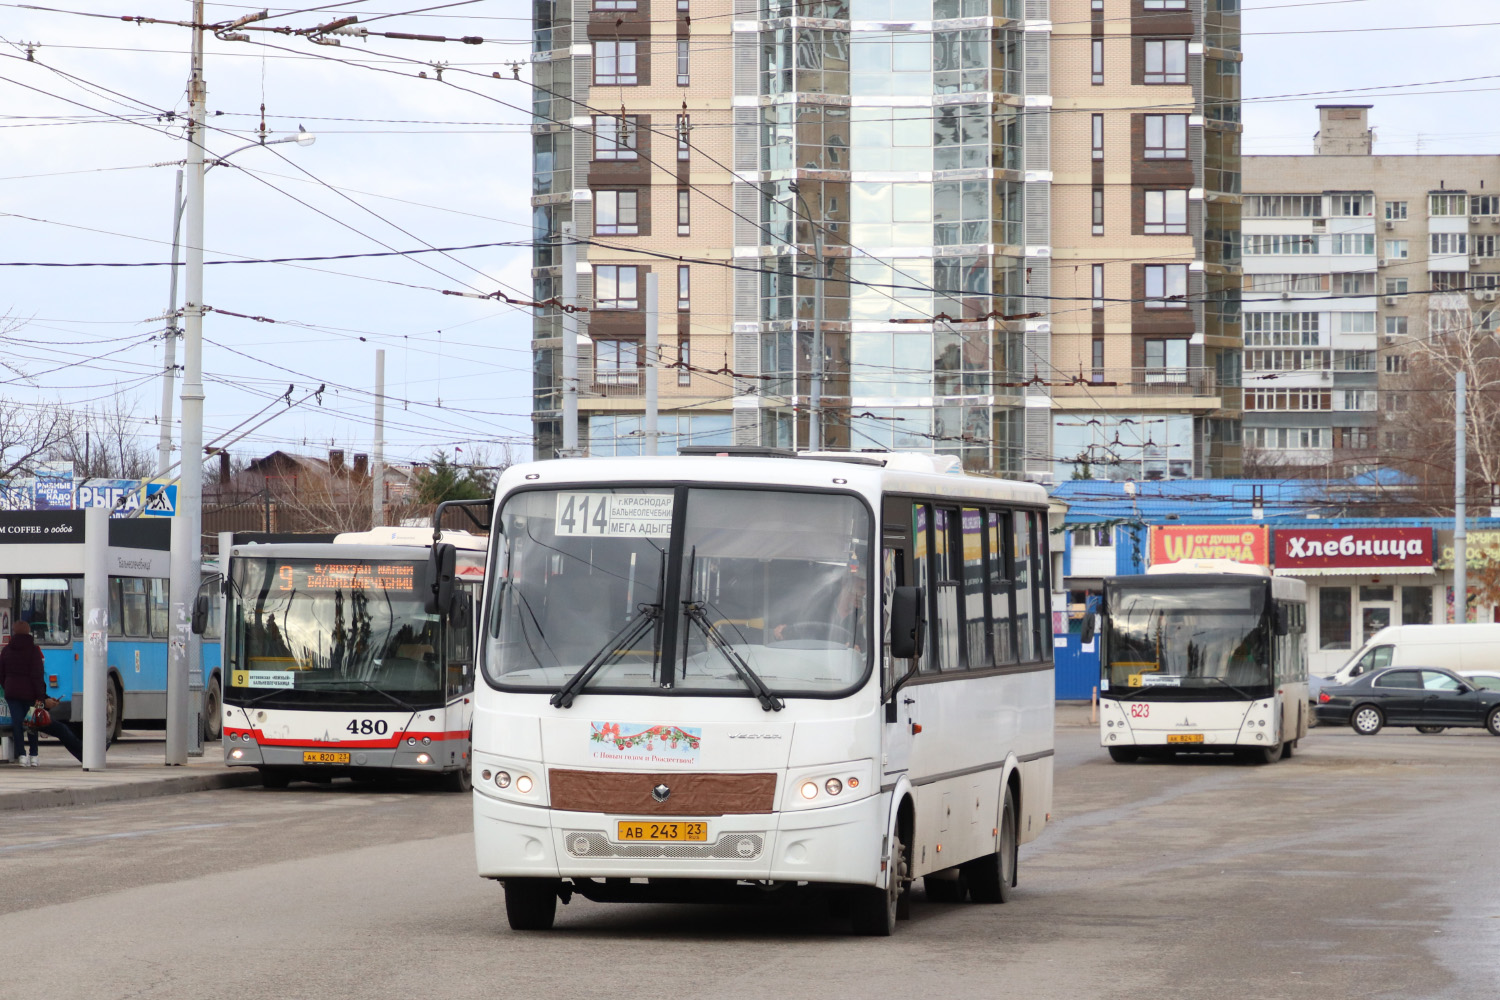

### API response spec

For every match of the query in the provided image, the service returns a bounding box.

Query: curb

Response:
[0,768,263,812]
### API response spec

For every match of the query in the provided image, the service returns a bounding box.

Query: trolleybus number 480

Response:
[346,719,390,735]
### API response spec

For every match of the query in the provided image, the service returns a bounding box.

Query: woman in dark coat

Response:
[0,621,83,765]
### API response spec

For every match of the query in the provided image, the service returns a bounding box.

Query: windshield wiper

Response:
[301,677,420,712]
[681,602,784,712]
[550,605,663,709]
[1198,675,1259,702]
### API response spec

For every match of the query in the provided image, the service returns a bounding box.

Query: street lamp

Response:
[157,127,316,476]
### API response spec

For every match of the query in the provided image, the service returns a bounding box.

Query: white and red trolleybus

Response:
[470,449,1056,934]
[220,519,487,789]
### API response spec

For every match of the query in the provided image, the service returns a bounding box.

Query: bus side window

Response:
[121,579,149,638]
[108,578,124,638]
[988,510,1016,664]
[148,578,170,638]
[912,504,940,673]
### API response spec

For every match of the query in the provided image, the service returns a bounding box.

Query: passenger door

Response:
[1419,670,1484,727]
[881,542,915,778]
[1370,670,1426,724]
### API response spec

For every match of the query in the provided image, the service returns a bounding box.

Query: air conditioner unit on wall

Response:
[1384,220,1394,230]
[1280,291,1293,301]
[1472,257,1483,268]
[1376,259,1387,268]
[1473,217,1483,225]
[1385,295,1399,306]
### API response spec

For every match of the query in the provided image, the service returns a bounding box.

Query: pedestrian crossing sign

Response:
[142,483,178,516]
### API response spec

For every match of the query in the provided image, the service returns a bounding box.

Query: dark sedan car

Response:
[1316,667,1500,736]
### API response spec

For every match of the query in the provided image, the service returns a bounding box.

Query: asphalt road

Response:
[3,724,1497,1000]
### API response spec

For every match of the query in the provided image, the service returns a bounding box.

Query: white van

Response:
[1310,624,1500,700]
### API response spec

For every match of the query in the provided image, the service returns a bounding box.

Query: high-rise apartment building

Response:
[1040,0,1243,482]
[529,0,1242,479]
[1242,105,1500,471]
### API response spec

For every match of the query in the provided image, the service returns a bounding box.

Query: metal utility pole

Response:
[560,222,579,456]
[158,168,185,477]
[644,272,658,456]
[166,0,207,765]
[82,507,109,770]
[809,228,824,452]
[373,349,385,527]
[1455,370,1468,622]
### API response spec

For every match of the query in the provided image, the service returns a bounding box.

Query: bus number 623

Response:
[1130,703,1150,719]
[347,719,389,735]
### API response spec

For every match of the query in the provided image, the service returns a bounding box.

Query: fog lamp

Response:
[230,748,244,759]
[800,781,819,800]
[416,753,431,764]
[515,775,534,794]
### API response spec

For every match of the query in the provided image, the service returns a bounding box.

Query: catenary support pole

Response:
[82,506,108,770]
[561,222,579,455]
[158,168,184,478]
[373,348,385,527]
[644,272,658,456]
[166,0,207,765]
[810,228,824,452]
[1455,370,1467,622]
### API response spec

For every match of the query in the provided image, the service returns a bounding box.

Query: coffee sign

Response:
[1274,527,1433,572]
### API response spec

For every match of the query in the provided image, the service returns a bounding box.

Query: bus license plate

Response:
[616,821,708,843]
[1167,734,1203,744]
[303,751,351,764]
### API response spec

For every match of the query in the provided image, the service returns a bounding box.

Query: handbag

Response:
[24,705,50,729]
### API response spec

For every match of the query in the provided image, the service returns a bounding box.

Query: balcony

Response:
[1051,367,1222,408]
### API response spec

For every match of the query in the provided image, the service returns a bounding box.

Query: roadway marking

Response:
[0,822,228,854]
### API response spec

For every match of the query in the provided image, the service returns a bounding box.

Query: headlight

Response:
[494,770,512,789]
[515,775,534,794]
[824,778,843,796]
[800,781,819,800]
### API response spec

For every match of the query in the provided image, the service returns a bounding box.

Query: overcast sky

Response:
[2,0,1496,474]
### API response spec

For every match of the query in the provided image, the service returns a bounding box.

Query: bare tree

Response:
[45,393,154,480]
[0,404,68,479]
[1378,298,1500,513]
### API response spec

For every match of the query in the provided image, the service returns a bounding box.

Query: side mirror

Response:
[190,594,210,636]
[889,585,924,661]
[426,543,456,616]
[1080,611,1097,645]
[1273,605,1290,637]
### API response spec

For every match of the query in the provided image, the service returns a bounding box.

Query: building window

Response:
[1385,200,1407,221]
[1244,311,1319,346]
[1474,195,1500,216]
[1332,194,1370,217]
[594,115,638,160]
[1143,114,1187,159]
[1091,38,1103,85]
[1332,233,1375,255]
[1431,271,1468,292]
[1091,337,1104,382]
[1385,353,1408,374]
[594,264,640,309]
[594,190,639,236]
[1245,195,1322,218]
[1336,272,1375,295]
[1474,235,1497,258]
[677,189,690,236]
[1092,187,1104,235]
[595,338,640,384]
[593,41,639,86]
[595,0,636,8]
[678,265,690,310]
[1384,239,1408,259]
[677,39,690,86]
[1091,0,1103,8]
[1143,0,1187,6]
[1384,392,1408,412]
[1091,263,1104,309]
[1431,233,1468,255]
[1144,339,1187,383]
[1386,277,1409,295]
[1429,193,1468,216]
[678,0,689,10]
[1244,234,1317,255]
[1091,114,1104,160]
[1143,40,1187,85]
[1402,585,1433,625]
[678,338,691,385]
[1336,312,1376,334]
[676,113,691,161]
[1385,315,1408,337]
[1144,263,1188,308]
[1144,189,1188,235]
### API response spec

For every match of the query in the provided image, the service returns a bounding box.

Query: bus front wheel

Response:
[503,879,559,931]
[1249,741,1282,764]
[202,675,222,742]
[1107,747,1139,763]
[851,832,906,936]
[106,677,123,746]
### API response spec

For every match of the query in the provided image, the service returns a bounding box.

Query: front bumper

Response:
[224,738,464,773]
[472,786,885,887]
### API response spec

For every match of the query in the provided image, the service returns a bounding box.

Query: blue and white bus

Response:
[0,511,223,744]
